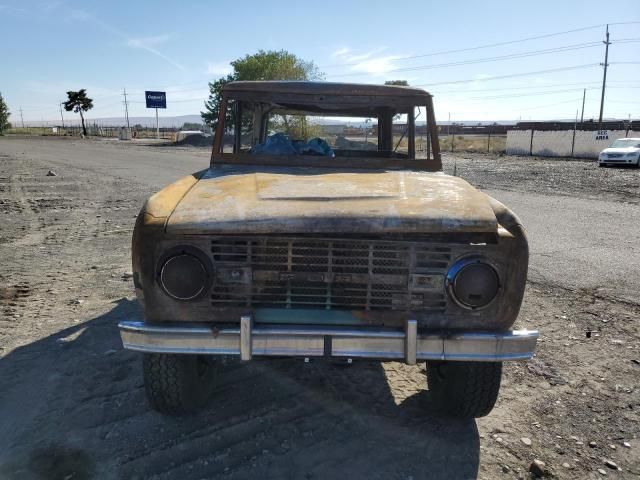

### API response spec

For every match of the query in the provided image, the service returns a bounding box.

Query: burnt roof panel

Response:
[223,80,429,101]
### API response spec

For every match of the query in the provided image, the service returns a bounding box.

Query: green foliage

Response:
[201,74,234,128]
[272,115,323,140]
[384,80,409,86]
[232,50,322,82]
[201,50,323,128]
[63,89,93,136]
[63,89,93,113]
[0,92,10,134]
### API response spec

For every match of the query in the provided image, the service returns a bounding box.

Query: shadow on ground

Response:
[0,300,480,479]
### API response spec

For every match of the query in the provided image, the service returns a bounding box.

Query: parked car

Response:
[118,81,538,418]
[598,137,640,167]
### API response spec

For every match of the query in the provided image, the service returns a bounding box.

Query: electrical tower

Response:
[123,88,130,129]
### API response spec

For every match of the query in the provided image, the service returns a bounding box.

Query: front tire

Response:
[143,353,217,415]
[426,361,502,418]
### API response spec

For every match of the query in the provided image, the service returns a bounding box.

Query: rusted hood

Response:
[165,166,498,234]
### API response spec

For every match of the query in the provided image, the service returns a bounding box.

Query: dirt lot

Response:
[0,137,638,480]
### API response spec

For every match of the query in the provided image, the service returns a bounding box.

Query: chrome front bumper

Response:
[119,318,538,364]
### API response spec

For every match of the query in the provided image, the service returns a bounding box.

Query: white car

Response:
[598,137,640,167]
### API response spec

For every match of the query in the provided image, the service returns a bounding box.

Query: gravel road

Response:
[0,137,638,479]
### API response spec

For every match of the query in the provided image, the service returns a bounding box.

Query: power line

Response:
[464,87,600,101]
[322,22,640,70]
[431,81,640,95]
[414,64,599,88]
[607,21,640,26]
[327,41,603,78]
[517,98,584,111]
[321,24,607,68]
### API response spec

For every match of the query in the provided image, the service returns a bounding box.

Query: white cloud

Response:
[330,47,407,77]
[69,8,90,21]
[127,34,170,49]
[0,4,26,13]
[349,55,405,75]
[41,1,62,12]
[69,8,185,71]
[205,61,232,76]
[331,47,350,58]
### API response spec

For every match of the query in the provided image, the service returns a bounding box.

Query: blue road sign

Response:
[145,91,166,109]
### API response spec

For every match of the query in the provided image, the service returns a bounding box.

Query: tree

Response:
[0,92,10,134]
[63,89,93,136]
[201,50,323,128]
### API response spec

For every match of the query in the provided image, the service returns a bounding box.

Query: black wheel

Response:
[598,163,607,167]
[143,353,217,415]
[426,361,502,418]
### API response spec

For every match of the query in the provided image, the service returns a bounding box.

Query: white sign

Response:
[595,130,609,140]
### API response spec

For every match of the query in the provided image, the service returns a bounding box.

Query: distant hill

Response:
[28,115,523,128]
[90,114,205,128]
[22,114,206,128]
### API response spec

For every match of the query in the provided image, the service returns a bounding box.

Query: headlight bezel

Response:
[445,256,501,310]
[156,245,213,301]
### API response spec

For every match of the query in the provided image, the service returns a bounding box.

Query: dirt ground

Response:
[443,152,640,205]
[0,137,638,480]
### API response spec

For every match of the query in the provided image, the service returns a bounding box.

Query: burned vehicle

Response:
[119,81,537,418]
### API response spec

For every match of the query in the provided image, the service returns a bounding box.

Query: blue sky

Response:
[1,0,638,123]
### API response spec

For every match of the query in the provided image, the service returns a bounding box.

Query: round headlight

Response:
[446,258,500,309]
[159,252,208,300]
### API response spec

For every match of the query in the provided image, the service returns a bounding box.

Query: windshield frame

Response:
[210,84,442,171]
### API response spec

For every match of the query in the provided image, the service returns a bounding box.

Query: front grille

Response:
[606,153,623,158]
[210,237,450,311]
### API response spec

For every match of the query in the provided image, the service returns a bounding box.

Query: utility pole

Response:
[571,109,578,157]
[19,107,24,128]
[59,101,65,128]
[598,24,610,128]
[580,89,586,125]
[448,112,452,152]
[122,88,130,129]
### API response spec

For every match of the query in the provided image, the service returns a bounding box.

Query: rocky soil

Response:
[0,138,638,479]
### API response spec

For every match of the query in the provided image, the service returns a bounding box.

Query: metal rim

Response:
[156,245,213,301]
[445,256,501,310]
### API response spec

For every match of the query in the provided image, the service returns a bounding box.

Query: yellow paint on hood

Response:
[165,166,498,234]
